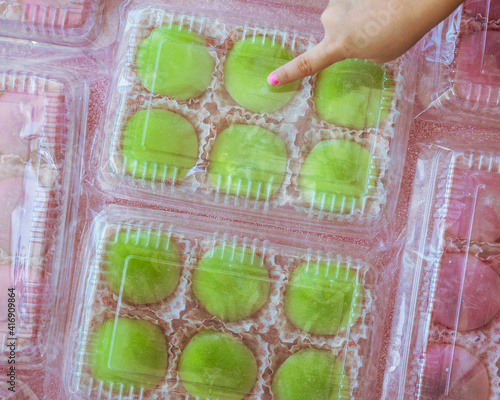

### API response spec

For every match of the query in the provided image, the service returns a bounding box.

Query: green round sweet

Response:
[136,25,214,100]
[90,318,168,391]
[193,245,270,321]
[298,139,376,213]
[178,330,258,400]
[207,124,287,200]
[224,36,300,113]
[104,229,181,305]
[122,109,198,182]
[284,262,362,335]
[272,349,350,400]
[314,58,393,129]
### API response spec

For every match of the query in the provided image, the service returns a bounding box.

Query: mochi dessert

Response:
[434,253,500,331]
[207,124,287,200]
[284,262,363,335]
[90,318,168,391]
[299,139,376,213]
[420,344,489,400]
[193,245,270,321]
[225,36,299,113]
[272,349,350,400]
[136,25,214,100]
[178,330,258,400]
[104,229,181,305]
[314,58,393,130]
[122,109,198,182]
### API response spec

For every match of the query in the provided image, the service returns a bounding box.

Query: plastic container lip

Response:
[417,6,500,126]
[64,204,382,400]
[0,0,104,46]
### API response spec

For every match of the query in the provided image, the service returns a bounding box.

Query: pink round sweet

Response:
[0,264,12,332]
[434,253,500,331]
[0,176,25,253]
[463,0,500,20]
[455,30,500,97]
[446,170,500,243]
[421,344,489,400]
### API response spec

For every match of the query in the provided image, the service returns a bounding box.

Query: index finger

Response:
[267,40,344,86]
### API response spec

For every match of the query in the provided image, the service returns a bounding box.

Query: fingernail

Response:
[267,73,278,86]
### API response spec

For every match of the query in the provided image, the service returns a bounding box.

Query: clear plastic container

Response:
[384,144,500,400]
[0,0,104,45]
[91,0,419,239]
[62,204,400,400]
[417,0,500,126]
[0,60,87,367]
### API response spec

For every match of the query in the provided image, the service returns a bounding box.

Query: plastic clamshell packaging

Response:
[385,144,500,400]
[95,2,418,238]
[418,0,500,126]
[0,0,104,45]
[62,205,402,400]
[0,61,86,366]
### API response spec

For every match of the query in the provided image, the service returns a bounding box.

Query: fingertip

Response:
[267,72,279,86]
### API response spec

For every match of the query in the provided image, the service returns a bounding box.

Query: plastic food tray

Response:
[0,62,86,366]
[385,144,500,400]
[417,0,500,126]
[94,2,418,239]
[63,205,399,400]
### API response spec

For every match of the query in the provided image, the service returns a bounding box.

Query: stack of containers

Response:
[385,0,500,399]
[0,0,100,397]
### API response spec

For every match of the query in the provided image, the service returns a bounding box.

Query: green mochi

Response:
[208,124,288,200]
[104,229,181,305]
[284,262,362,335]
[314,58,393,129]
[298,139,377,213]
[136,24,214,100]
[193,245,270,321]
[122,109,198,182]
[224,36,300,113]
[178,330,258,400]
[272,349,350,400]
[90,318,168,391]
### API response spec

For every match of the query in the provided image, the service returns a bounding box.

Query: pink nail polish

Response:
[267,73,278,86]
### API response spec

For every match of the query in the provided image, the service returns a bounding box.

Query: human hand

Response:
[267,0,465,86]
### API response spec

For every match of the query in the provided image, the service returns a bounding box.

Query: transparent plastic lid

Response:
[93,4,416,238]
[385,145,500,400]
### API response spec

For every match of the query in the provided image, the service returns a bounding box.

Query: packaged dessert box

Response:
[417,0,500,127]
[62,204,399,400]
[0,0,104,45]
[0,56,87,367]
[384,142,500,400]
[91,0,419,239]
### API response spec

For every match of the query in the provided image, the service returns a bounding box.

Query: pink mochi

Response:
[434,253,500,331]
[0,92,44,160]
[0,176,25,253]
[0,264,13,332]
[445,170,500,243]
[421,344,489,400]
[455,30,500,99]
[463,0,500,20]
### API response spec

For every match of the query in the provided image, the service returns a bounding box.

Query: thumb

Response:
[267,40,343,86]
